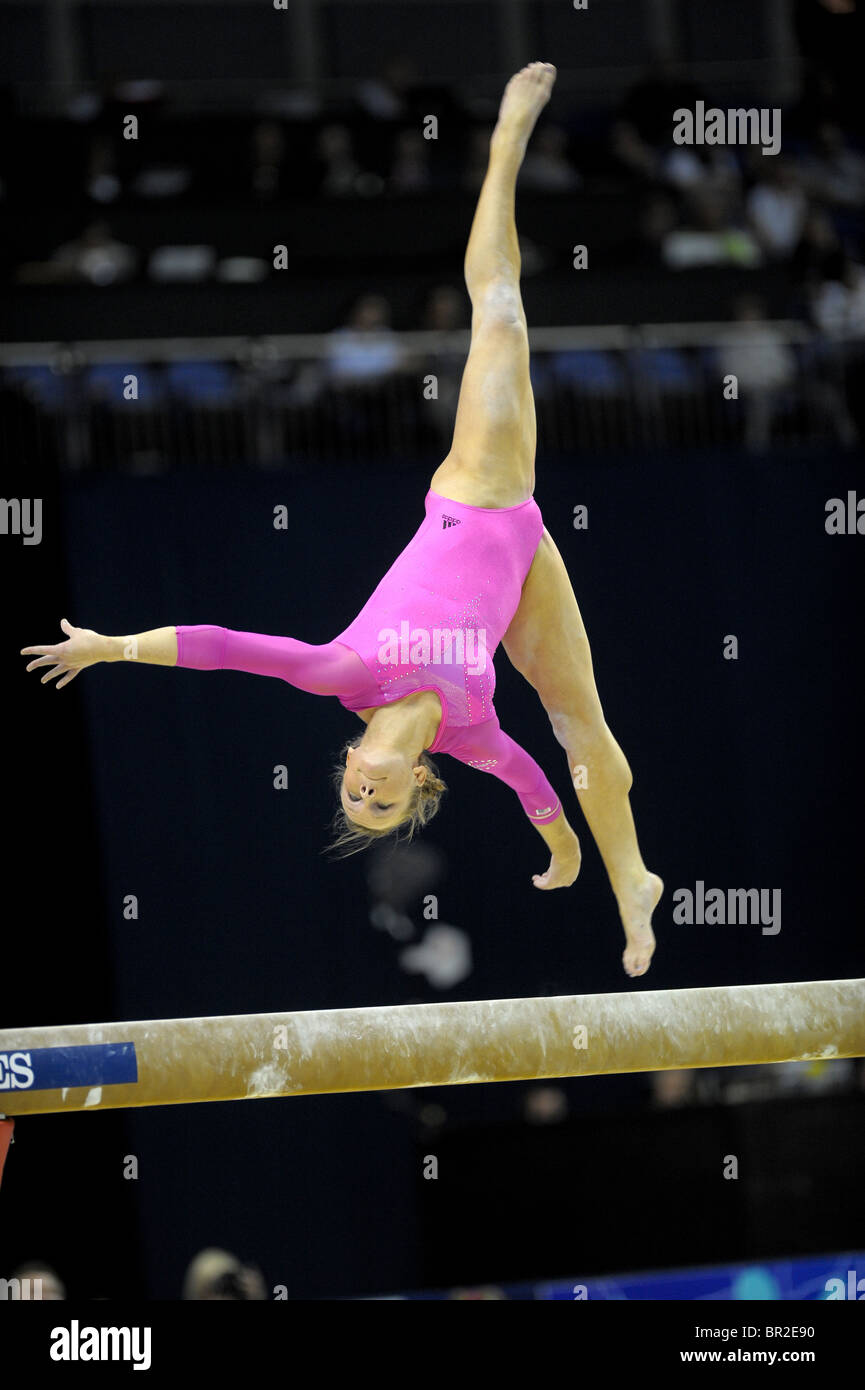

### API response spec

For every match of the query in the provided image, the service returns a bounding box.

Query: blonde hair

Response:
[326,734,446,858]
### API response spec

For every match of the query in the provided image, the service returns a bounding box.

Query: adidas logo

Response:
[442,515,462,529]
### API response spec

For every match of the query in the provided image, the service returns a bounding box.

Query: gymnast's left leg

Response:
[429,62,556,510]
[503,529,663,977]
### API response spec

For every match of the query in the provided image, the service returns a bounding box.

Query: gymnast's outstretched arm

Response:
[21,618,371,698]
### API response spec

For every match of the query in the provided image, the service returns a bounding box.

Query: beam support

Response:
[1,979,862,1116]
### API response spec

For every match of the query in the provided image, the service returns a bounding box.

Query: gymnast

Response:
[21,64,662,977]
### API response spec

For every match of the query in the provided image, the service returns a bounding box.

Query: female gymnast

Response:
[22,63,662,977]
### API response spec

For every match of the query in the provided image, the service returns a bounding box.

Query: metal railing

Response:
[1,323,860,471]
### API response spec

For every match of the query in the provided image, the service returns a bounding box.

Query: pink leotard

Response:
[176,489,562,825]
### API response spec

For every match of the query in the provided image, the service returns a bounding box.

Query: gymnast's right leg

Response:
[503,529,663,978]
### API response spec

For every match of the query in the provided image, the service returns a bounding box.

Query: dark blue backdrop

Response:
[5,445,861,1297]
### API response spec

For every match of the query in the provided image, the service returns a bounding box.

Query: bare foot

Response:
[619,872,663,979]
[493,62,557,154]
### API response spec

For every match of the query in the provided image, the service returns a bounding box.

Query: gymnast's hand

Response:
[532,814,581,890]
[21,618,108,689]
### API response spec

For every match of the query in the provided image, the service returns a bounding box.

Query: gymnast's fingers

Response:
[40,663,67,685]
[23,647,59,668]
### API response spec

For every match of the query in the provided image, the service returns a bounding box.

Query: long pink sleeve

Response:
[175,626,562,825]
[439,716,562,825]
[175,625,376,699]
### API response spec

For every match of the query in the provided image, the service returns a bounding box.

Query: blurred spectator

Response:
[610,117,660,181]
[773,1058,858,1091]
[130,164,192,199]
[182,1247,267,1300]
[399,923,472,988]
[6,1260,66,1299]
[792,0,864,135]
[314,123,381,197]
[524,1086,568,1123]
[519,124,581,191]
[792,206,846,285]
[249,119,287,201]
[367,838,446,921]
[721,1058,859,1103]
[356,54,418,121]
[660,144,741,205]
[288,293,405,403]
[719,293,856,450]
[611,59,705,182]
[419,283,467,444]
[16,220,138,285]
[801,122,865,207]
[422,283,467,333]
[617,59,705,150]
[717,294,798,450]
[746,161,809,259]
[810,254,865,336]
[85,132,121,204]
[388,128,433,194]
[663,188,761,268]
[651,1070,697,1108]
[326,293,406,385]
[652,1058,859,1108]
[367,837,446,940]
[639,191,681,260]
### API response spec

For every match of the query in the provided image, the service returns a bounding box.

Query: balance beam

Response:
[1,979,862,1116]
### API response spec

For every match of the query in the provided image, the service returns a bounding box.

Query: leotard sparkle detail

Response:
[176,490,562,825]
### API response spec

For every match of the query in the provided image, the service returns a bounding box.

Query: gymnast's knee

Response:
[472,278,525,331]
[553,715,633,793]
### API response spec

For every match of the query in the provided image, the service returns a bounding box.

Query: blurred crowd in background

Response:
[3,27,864,469]
[5,1248,268,1300]
[5,53,864,336]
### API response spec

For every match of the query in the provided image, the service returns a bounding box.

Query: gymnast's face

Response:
[341,744,426,831]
